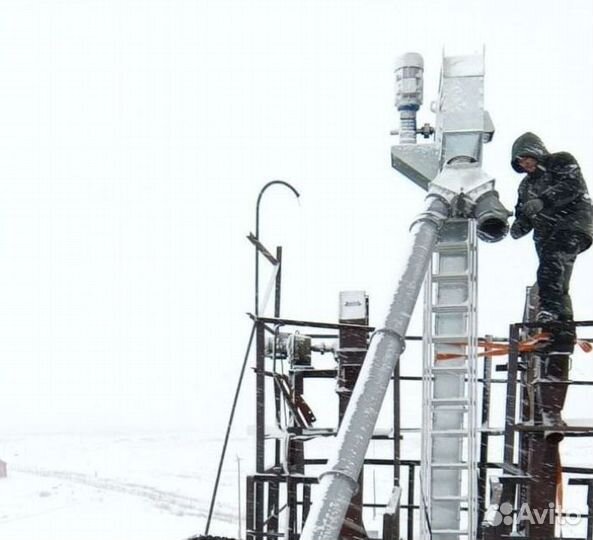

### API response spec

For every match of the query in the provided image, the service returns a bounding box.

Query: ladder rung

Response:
[499,473,531,481]
[431,462,468,469]
[477,427,505,435]
[432,495,468,502]
[432,364,468,373]
[431,528,469,535]
[431,335,468,344]
[514,423,593,434]
[434,241,470,252]
[431,429,469,437]
[431,272,469,282]
[432,405,468,411]
[531,379,572,385]
[432,304,469,314]
[431,398,469,406]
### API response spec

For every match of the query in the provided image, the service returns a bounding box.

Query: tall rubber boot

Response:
[536,370,569,444]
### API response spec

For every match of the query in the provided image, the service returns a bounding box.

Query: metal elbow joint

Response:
[473,190,512,243]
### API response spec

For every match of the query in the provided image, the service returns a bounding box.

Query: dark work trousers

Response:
[535,231,582,321]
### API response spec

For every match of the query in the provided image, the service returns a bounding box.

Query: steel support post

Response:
[526,443,560,540]
[517,352,530,535]
[287,412,303,535]
[255,322,266,533]
[408,464,416,540]
[268,246,283,535]
[477,337,492,537]
[267,481,279,535]
[504,325,520,466]
[303,484,312,525]
[287,476,297,540]
[500,324,521,536]
[568,478,593,540]
[247,476,255,540]
[338,291,369,540]
[393,360,401,536]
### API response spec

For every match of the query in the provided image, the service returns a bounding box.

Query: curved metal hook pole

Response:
[255,180,300,316]
[204,180,299,537]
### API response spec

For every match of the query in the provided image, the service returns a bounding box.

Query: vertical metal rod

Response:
[338,292,369,539]
[504,324,520,466]
[587,484,593,540]
[393,361,401,485]
[287,476,297,540]
[288,319,306,536]
[255,322,266,532]
[267,482,279,535]
[518,348,530,529]
[408,464,415,540]
[237,456,243,540]
[205,322,257,534]
[270,246,283,534]
[246,476,255,540]
[393,358,401,537]
[299,196,449,540]
[288,383,304,536]
[499,324,521,536]
[373,468,377,519]
[303,484,312,526]
[252,182,296,537]
[477,336,492,537]
[274,246,282,318]
[469,219,479,539]
[420,268,431,540]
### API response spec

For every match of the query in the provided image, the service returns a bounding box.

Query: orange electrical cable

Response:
[434,333,592,361]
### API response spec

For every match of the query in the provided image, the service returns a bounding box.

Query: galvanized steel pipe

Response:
[300,194,450,540]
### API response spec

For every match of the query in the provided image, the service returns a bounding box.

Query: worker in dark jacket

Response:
[510,132,593,323]
[511,132,593,442]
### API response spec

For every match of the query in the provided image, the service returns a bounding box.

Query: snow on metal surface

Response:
[300,198,448,540]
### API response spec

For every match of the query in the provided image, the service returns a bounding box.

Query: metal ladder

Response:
[421,218,479,540]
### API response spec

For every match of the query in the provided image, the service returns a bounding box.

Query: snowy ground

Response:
[0,432,250,540]
[1,414,592,539]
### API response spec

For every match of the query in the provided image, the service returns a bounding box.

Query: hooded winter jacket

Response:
[511,132,593,252]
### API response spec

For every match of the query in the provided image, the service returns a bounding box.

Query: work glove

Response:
[522,198,544,217]
[510,219,529,239]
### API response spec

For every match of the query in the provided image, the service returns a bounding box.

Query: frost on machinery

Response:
[194,53,593,540]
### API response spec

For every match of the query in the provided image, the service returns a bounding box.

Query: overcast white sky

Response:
[0,0,591,434]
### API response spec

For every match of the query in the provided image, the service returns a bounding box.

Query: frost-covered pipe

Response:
[300,194,450,540]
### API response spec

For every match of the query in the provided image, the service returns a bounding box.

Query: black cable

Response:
[204,321,257,535]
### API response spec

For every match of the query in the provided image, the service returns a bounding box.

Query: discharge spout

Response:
[474,190,512,243]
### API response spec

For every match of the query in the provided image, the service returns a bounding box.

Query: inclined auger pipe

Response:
[300,193,451,540]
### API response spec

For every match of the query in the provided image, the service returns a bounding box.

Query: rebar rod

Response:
[205,321,257,534]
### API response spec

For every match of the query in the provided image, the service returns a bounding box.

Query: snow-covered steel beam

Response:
[299,193,450,540]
